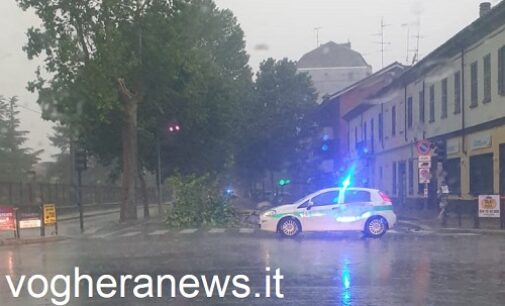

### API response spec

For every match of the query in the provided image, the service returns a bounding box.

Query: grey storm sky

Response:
[0,0,500,161]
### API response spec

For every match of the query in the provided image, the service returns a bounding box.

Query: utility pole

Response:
[374,17,390,69]
[314,27,322,48]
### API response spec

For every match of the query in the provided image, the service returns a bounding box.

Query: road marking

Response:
[148,229,170,236]
[120,231,141,237]
[179,229,198,234]
[239,228,255,234]
[388,230,400,234]
[208,228,226,233]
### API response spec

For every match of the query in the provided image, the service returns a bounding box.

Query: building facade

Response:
[346,1,505,207]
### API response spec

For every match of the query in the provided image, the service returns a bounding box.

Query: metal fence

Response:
[0,181,158,208]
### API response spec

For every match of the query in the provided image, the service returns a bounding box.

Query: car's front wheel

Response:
[364,216,388,238]
[278,217,301,237]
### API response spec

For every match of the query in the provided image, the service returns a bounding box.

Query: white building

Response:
[346,2,505,209]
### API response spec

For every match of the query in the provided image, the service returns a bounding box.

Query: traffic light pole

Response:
[77,169,84,233]
[156,133,163,215]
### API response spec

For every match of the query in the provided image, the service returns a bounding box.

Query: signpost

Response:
[417,140,432,207]
[478,195,500,218]
[0,206,16,237]
[43,204,58,235]
[16,206,43,237]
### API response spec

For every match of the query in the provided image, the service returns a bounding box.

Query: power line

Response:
[18,104,42,115]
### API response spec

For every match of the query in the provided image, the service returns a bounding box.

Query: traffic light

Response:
[434,140,446,162]
[319,136,334,155]
[167,122,181,133]
[75,148,87,171]
[355,141,370,157]
[278,178,291,186]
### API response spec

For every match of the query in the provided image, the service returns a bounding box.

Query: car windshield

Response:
[1,1,504,305]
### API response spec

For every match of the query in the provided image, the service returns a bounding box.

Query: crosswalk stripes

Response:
[120,231,141,237]
[148,229,170,236]
[208,228,226,233]
[179,228,198,234]
[239,228,255,234]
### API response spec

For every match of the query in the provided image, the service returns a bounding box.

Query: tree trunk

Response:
[118,79,138,221]
[138,167,149,218]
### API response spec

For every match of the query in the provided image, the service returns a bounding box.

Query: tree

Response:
[236,58,317,193]
[17,0,252,220]
[0,96,41,181]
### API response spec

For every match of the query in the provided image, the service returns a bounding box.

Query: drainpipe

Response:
[404,85,408,143]
[461,47,467,155]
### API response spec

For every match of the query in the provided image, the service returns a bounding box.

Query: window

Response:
[469,154,493,195]
[454,71,461,114]
[445,158,461,194]
[354,126,358,146]
[470,61,478,107]
[344,190,371,203]
[312,191,340,206]
[407,97,413,128]
[363,121,367,141]
[483,54,491,103]
[419,90,425,123]
[408,159,414,195]
[370,118,375,150]
[499,46,505,96]
[392,162,397,195]
[391,106,396,136]
[441,78,448,118]
[429,85,435,122]
[378,113,383,141]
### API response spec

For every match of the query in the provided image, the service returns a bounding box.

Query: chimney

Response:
[480,2,492,17]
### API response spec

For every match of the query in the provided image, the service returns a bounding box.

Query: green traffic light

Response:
[278,179,291,186]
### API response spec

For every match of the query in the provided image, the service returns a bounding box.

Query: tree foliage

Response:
[17,0,252,219]
[0,96,41,181]
[236,58,318,185]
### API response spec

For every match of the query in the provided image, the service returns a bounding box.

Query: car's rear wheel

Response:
[278,217,301,237]
[364,216,387,238]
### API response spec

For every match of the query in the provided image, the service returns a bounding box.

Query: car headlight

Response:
[263,210,276,217]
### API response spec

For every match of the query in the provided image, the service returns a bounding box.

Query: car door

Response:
[301,190,340,232]
[335,189,373,230]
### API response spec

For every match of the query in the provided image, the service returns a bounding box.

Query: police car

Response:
[259,187,396,238]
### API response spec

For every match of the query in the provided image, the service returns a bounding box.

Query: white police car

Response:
[259,187,396,238]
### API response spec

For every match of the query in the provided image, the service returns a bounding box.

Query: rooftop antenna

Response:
[374,17,391,68]
[314,27,322,48]
[411,15,424,64]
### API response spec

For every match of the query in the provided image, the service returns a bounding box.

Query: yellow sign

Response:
[478,195,500,218]
[43,204,57,225]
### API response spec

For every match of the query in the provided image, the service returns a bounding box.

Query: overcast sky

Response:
[0,0,501,161]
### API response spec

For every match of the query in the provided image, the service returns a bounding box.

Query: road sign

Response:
[418,155,431,163]
[0,207,15,231]
[19,219,41,229]
[43,204,57,225]
[418,161,431,169]
[419,168,431,184]
[416,140,432,156]
[478,195,500,218]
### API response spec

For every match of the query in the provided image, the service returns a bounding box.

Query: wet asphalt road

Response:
[0,219,504,306]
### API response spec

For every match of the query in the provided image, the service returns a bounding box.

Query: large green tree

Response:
[236,58,317,192]
[17,0,251,220]
[0,96,41,181]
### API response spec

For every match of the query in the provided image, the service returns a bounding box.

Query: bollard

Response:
[501,196,505,230]
[457,203,462,227]
[473,199,480,229]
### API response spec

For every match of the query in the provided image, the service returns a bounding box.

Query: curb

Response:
[0,236,67,247]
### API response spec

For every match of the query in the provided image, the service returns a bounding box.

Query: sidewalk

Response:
[396,207,505,235]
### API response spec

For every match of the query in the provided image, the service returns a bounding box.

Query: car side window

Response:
[344,190,371,204]
[311,191,340,207]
